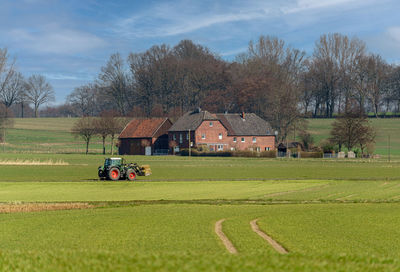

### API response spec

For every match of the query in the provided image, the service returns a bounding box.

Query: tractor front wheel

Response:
[108,168,121,181]
[127,169,136,181]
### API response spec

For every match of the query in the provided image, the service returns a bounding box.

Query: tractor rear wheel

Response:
[108,167,121,181]
[127,169,136,181]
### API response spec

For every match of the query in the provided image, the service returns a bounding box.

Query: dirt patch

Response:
[250,219,288,254]
[215,219,238,254]
[0,159,69,166]
[0,203,93,213]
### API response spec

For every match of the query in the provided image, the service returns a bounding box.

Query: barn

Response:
[118,118,172,155]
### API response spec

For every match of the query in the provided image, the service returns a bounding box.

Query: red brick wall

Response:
[168,120,275,153]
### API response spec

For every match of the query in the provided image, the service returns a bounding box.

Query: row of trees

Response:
[67,34,400,142]
[71,111,126,154]
[0,48,55,118]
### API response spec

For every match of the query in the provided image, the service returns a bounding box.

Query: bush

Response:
[259,150,277,158]
[299,151,323,158]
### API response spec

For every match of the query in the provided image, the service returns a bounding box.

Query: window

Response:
[186,133,189,140]
[256,147,260,152]
[209,122,213,127]
[179,134,183,144]
[265,147,270,151]
[219,133,222,140]
[202,133,206,139]
[241,137,245,142]
[173,134,176,141]
[230,147,236,151]
[217,144,223,151]
[252,137,256,143]
[233,137,237,142]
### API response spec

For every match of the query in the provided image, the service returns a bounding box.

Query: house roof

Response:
[169,109,274,136]
[216,113,274,136]
[119,118,170,138]
[168,109,218,132]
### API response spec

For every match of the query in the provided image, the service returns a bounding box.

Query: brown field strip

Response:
[215,219,238,254]
[0,203,93,213]
[250,219,288,254]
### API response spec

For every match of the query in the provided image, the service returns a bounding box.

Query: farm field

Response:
[2,117,400,157]
[1,154,400,271]
[1,117,400,271]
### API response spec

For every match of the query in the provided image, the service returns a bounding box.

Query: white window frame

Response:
[217,144,223,151]
[241,137,245,142]
[265,147,270,151]
[252,137,256,143]
[201,133,206,139]
[209,122,213,127]
[219,133,222,140]
[233,137,236,142]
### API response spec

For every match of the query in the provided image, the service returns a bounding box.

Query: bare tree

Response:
[329,111,375,152]
[98,53,132,115]
[67,84,98,116]
[71,117,97,154]
[24,75,55,117]
[0,104,14,152]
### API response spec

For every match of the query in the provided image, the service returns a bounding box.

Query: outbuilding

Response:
[118,118,172,155]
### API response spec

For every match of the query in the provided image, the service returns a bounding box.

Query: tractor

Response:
[98,158,151,181]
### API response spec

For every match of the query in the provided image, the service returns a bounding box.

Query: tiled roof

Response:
[216,113,274,136]
[168,109,218,132]
[119,118,170,138]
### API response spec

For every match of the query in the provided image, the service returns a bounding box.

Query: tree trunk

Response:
[102,136,106,155]
[111,135,115,155]
[86,140,89,155]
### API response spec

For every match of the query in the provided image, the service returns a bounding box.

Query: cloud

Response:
[366,26,400,63]
[282,0,363,14]
[7,27,107,54]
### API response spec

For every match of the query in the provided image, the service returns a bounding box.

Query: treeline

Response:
[66,33,400,141]
[0,48,56,118]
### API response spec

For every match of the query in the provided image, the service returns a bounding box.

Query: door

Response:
[145,146,152,156]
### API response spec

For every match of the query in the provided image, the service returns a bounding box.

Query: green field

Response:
[1,153,400,271]
[3,117,400,157]
[1,117,400,271]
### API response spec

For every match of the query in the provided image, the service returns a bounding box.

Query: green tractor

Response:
[98,158,151,181]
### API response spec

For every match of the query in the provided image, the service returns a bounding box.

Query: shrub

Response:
[259,150,277,158]
[299,151,323,158]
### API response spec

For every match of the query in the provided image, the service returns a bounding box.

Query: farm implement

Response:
[98,158,151,181]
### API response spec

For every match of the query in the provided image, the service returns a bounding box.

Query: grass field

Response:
[1,117,400,271]
[1,153,400,271]
[3,117,400,157]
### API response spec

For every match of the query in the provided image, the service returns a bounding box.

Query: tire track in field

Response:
[215,219,238,254]
[250,219,288,254]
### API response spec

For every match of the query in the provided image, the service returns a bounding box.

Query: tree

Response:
[0,104,14,152]
[24,75,55,117]
[310,34,366,117]
[94,110,125,155]
[67,84,98,116]
[329,111,375,153]
[71,117,97,154]
[236,36,307,142]
[98,53,132,115]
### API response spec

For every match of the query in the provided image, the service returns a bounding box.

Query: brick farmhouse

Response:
[168,109,275,153]
[118,118,172,155]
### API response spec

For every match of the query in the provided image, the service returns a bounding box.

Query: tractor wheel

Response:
[108,167,121,181]
[127,169,136,181]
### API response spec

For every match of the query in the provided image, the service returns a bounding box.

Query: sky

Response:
[1,0,400,104]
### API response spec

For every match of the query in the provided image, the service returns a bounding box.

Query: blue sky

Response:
[1,0,400,104]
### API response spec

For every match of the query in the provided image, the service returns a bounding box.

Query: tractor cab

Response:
[104,158,123,168]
